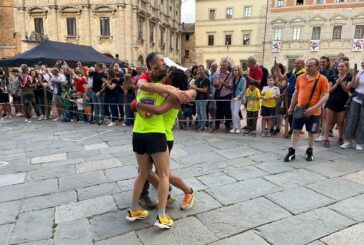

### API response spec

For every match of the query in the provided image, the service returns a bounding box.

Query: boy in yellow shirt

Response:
[261,77,280,137]
[244,81,261,136]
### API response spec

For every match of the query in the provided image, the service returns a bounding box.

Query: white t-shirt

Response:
[76,98,84,110]
[353,71,364,104]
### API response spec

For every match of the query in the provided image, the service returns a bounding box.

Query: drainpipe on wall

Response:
[262,0,269,66]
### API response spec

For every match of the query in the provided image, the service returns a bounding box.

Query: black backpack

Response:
[259,65,269,88]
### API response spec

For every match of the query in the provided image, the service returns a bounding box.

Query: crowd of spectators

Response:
[0,53,363,154]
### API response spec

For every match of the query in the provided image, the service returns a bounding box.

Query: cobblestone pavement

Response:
[1,118,364,245]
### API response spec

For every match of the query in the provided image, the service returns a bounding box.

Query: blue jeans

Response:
[117,94,125,120]
[196,100,208,128]
[125,93,135,125]
[104,95,118,122]
[92,92,105,122]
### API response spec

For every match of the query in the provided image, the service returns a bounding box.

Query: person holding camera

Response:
[284,58,329,162]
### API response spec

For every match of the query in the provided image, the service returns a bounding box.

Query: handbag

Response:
[293,76,320,121]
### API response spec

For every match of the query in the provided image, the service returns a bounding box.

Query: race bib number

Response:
[138,98,156,119]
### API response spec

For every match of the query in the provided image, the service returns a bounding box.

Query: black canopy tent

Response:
[0,39,116,67]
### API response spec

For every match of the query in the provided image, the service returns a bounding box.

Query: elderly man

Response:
[285,58,329,162]
[245,56,263,90]
[211,60,233,133]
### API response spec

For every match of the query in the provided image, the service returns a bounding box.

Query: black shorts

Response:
[261,106,275,117]
[133,133,167,155]
[325,99,346,113]
[292,115,320,134]
[167,141,174,153]
[0,93,9,104]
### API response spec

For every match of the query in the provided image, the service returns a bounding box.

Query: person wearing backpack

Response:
[245,56,264,90]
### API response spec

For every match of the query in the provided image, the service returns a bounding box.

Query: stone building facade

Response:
[195,0,269,68]
[12,0,182,66]
[264,0,364,70]
[0,0,22,59]
[180,23,196,68]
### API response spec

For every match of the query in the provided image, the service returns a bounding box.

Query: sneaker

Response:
[356,144,363,151]
[155,195,177,208]
[107,121,115,127]
[138,195,157,210]
[267,133,272,137]
[235,129,240,134]
[97,120,103,125]
[181,189,197,210]
[315,135,324,142]
[284,147,296,162]
[261,131,267,137]
[38,115,43,121]
[329,129,334,137]
[154,214,174,229]
[125,208,149,221]
[274,128,280,135]
[53,117,60,121]
[340,141,353,149]
[230,128,236,133]
[16,113,23,117]
[243,130,251,136]
[305,148,314,161]
[251,131,256,137]
[122,123,127,127]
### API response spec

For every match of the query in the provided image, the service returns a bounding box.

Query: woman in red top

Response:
[72,68,87,94]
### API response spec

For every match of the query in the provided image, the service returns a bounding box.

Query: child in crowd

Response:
[83,87,93,123]
[76,92,85,123]
[61,84,72,122]
[244,81,261,136]
[261,76,280,137]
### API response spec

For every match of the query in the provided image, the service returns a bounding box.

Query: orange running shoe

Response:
[181,189,197,210]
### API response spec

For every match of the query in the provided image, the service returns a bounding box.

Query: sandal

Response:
[324,139,330,148]
[338,138,344,145]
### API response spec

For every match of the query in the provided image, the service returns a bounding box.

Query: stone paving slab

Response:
[197,197,291,238]
[78,183,121,201]
[0,224,13,245]
[255,160,294,174]
[90,210,151,241]
[197,172,236,187]
[55,195,117,223]
[54,219,93,245]
[136,217,218,245]
[95,232,141,245]
[0,178,58,203]
[31,153,67,164]
[217,146,260,159]
[26,164,75,181]
[58,171,106,191]
[21,191,77,212]
[305,161,364,178]
[18,239,53,245]
[265,187,335,214]
[104,165,138,182]
[0,172,26,187]
[329,194,364,222]
[84,142,109,151]
[206,178,281,206]
[76,158,122,174]
[321,222,364,245]
[0,201,21,225]
[224,166,268,181]
[264,169,327,189]
[210,230,270,245]
[257,208,355,245]
[167,191,222,219]
[343,170,364,185]
[11,208,54,244]
[307,178,364,200]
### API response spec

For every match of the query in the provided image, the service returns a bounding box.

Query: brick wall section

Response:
[0,0,21,59]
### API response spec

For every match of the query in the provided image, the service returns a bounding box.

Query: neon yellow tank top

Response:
[133,89,165,134]
[164,108,179,141]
